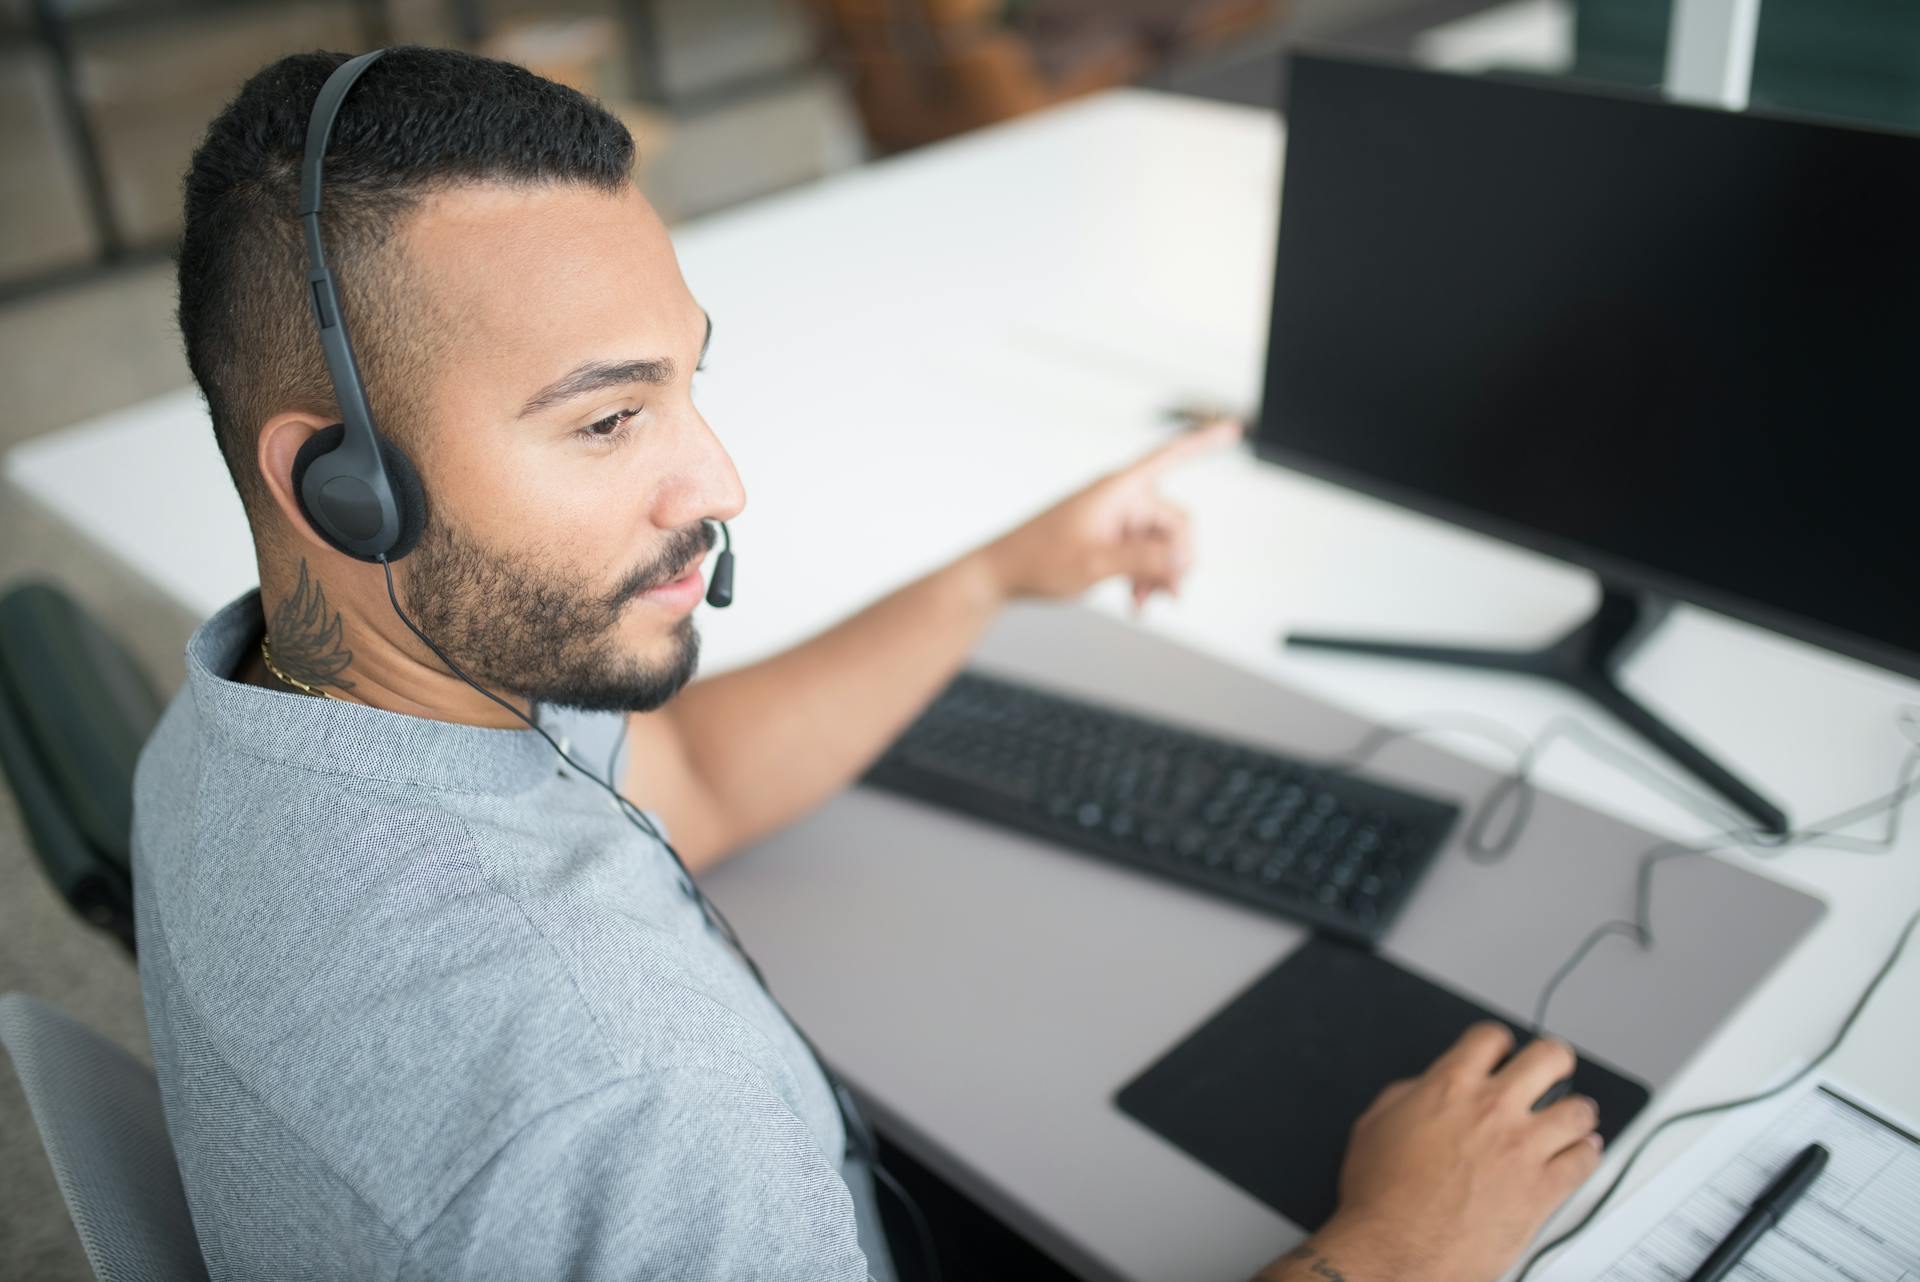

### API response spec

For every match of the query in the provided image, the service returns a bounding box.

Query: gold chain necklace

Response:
[260,635,337,700]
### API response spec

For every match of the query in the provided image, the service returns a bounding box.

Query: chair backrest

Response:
[0,993,209,1282]
[0,581,161,952]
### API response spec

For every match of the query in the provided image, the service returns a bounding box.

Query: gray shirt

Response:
[133,591,898,1281]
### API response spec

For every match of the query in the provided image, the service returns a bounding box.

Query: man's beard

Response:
[399,513,713,714]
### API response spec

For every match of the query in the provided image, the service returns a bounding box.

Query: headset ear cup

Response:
[290,423,348,549]
[377,435,427,560]
[289,423,426,560]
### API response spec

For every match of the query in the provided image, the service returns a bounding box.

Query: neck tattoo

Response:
[261,559,356,697]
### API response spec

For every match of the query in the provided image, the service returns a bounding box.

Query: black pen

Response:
[1684,1142,1830,1282]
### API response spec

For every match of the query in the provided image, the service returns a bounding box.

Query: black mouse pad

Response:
[1114,937,1650,1231]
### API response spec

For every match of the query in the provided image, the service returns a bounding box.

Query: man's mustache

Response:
[606,521,716,606]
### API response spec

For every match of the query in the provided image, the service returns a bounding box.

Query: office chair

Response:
[0,581,160,954]
[0,992,210,1282]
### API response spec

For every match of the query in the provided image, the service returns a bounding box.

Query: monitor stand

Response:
[1285,583,1789,835]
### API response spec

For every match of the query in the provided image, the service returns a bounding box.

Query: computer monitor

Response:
[1256,53,1920,834]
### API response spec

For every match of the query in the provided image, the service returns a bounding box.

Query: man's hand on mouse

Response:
[1256,1022,1603,1282]
[975,419,1242,615]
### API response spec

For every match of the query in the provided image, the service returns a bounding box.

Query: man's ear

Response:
[256,410,345,555]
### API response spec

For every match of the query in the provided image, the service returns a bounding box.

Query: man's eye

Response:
[579,407,639,444]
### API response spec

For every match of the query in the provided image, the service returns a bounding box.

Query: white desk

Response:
[10,89,1919,1281]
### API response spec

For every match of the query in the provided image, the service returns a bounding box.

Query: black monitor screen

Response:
[1257,54,1920,679]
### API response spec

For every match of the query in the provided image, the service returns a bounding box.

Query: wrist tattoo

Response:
[1280,1244,1349,1282]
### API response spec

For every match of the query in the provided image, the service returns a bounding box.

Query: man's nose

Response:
[658,411,746,531]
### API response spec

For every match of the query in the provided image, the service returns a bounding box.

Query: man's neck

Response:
[253,554,534,729]
[234,624,287,696]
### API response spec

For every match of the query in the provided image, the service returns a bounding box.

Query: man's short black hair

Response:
[177,46,635,520]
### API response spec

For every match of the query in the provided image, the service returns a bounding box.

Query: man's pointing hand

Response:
[978,418,1243,614]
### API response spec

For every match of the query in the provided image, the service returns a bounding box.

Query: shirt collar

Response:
[186,590,558,795]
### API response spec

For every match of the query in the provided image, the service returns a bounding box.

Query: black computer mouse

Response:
[1532,1073,1576,1112]
[1495,1035,1578,1111]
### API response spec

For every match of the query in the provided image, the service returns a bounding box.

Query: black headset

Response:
[293,48,936,1280]
[291,47,733,609]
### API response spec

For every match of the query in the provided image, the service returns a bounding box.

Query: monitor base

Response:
[1285,583,1790,835]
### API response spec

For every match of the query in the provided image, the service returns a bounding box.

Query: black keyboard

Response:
[863,671,1460,942]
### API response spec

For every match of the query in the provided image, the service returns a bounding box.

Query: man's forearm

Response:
[663,547,1005,869]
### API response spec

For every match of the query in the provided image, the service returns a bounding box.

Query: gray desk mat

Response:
[960,603,1825,1089]
[699,602,1824,1275]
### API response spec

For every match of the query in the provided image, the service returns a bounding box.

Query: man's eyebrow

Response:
[517,310,713,419]
[517,358,671,418]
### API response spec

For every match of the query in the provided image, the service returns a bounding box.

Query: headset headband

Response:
[300,49,388,496]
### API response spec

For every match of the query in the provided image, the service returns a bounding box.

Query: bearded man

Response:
[136,45,1603,1282]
